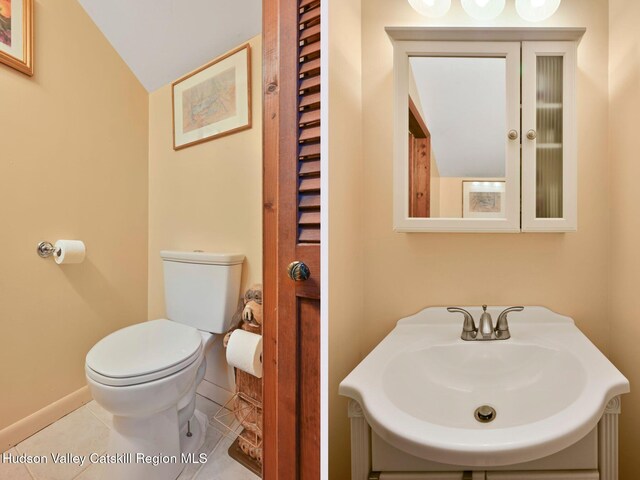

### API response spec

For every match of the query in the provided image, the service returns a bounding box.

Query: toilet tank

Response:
[160,251,244,333]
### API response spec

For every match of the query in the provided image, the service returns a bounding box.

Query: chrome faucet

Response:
[478,305,495,340]
[447,306,524,341]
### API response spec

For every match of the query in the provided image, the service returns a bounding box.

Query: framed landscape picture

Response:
[462,181,506,218]
[172,43,252,150]
[0,0,33,76]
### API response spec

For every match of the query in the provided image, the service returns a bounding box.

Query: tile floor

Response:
[0,395,260,480]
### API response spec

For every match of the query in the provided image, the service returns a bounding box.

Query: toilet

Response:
[85,250,244,480]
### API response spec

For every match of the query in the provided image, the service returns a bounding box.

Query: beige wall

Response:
[609,0,640,477]
[327,0,364,477]
[0,0,148,438]
[438,177,467,218]
[330,0,611,476]
[147,35,263,319]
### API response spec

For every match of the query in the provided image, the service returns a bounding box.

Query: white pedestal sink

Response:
[339,306,629,479]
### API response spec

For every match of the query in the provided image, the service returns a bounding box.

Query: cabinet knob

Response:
[526,129,537,140]
[287,261,310,282]
[508,130,519,140]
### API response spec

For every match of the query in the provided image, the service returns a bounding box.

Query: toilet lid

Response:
[86,319,203,381]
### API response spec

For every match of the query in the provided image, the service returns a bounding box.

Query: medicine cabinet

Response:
[388,27,585,233]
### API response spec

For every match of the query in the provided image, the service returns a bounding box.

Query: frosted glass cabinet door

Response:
[522,41,578,232]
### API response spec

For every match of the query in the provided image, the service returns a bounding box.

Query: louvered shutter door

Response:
[298,0,321,244]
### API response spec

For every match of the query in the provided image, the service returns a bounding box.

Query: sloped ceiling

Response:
[410,57,507,178]
[78,0,262,92]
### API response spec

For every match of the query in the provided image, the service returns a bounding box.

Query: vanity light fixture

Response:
[407,0,452,18]
[461,0,506,20]
[515,0,562,22]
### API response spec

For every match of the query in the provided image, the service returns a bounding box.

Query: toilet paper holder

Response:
[37,241,60,258]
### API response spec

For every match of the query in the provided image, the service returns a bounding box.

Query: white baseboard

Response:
[0,386,92,452]
[197,379,234,407]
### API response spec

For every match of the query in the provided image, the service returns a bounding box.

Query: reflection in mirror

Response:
[408,56,507,218]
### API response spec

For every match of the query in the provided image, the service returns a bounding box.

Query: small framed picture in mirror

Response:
[462,181,506,219]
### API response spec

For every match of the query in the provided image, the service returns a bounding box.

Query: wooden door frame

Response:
[408,96,431,218]
[262,0,303,478]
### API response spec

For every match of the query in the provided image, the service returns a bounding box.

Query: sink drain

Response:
[474,405,496,423]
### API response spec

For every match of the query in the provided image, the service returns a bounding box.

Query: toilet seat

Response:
[86,319,203,387]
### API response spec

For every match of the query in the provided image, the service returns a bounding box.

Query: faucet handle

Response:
[447,307,477,340]
[495,306,524,339]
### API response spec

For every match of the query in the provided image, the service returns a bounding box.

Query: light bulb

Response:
[407,0,452,17]
[461,0,505,20]
[515,0,561,22]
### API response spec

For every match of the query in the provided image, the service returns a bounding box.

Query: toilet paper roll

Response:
[54,240,86,265]
[226,329,263,378]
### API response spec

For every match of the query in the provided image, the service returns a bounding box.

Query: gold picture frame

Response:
[0,0,34,76]
[172,43,252,150]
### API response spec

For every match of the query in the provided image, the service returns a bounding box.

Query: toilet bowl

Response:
[85,251,244,480]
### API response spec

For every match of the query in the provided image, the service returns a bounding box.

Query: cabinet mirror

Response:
[408,56,509,220]
[389,29,582,233]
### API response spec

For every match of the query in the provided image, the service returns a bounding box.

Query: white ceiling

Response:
[410,57,507,178]
[78,0,262,92]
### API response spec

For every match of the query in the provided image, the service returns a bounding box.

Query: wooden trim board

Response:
[0,386,91,452]
[262,0,300,477]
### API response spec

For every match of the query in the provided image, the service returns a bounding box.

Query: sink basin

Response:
[339,306,629,467]
[385,343,586,430]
